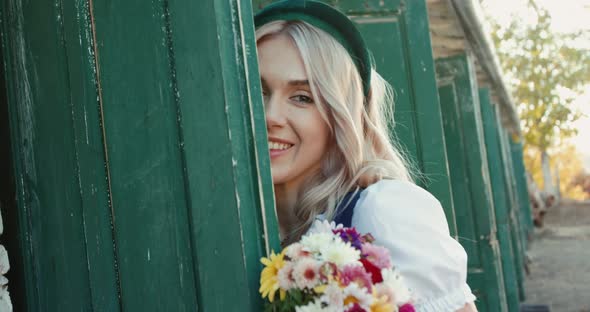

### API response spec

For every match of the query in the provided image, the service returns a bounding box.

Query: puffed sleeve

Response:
[351,179,476,311]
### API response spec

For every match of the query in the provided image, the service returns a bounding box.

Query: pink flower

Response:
[361,243,391,269]
[399,303,415,312]
[318,262,340,283]
[340,265,372,290]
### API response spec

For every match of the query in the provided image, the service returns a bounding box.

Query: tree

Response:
[486,1,590,193]
[524,143,588,200]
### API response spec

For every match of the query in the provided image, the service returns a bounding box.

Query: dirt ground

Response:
[523,200,590,312]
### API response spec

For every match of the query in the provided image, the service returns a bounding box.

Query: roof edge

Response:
[449,0,522,135]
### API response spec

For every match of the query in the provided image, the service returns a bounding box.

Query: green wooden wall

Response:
[510,137,534,248]
[435,54,507,312]
[497,125,527,301]
[1,0,535,310]
[479,88,520,311]
[0,0,279,310]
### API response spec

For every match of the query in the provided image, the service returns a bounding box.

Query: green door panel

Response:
[480,89,520,311]
[252,0,458,237]
[436,55,507,312]
[438,84,480,267]
[1,0,279,310]
[92,1,199,310]
[497,126,527,301]
[510,138,534,246]
[0,0,117,310]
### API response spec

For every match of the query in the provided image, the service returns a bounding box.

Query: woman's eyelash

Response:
[292,95,313,103]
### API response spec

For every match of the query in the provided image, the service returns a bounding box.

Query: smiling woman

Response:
[254,1,478,311]
[258,34,331,236]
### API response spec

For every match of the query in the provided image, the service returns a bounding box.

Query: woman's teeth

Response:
[268,141,291,150]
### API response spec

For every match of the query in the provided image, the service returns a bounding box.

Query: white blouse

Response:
[349,179,476,311]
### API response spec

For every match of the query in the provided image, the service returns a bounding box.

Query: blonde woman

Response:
[255,1,478,311]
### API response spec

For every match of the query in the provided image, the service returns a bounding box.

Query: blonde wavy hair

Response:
[256,21,416,244]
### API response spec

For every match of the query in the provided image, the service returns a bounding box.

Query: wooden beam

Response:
[449,0,521,135]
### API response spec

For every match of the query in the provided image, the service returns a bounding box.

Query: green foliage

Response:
[264,289,316,312]
[488,1,590,152]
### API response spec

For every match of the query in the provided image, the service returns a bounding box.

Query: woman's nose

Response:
[265,96,286,128]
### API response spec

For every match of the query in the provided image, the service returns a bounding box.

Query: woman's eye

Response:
[291,94,314,104]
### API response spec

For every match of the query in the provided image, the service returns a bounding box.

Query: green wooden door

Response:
[497,126,527,301]
[479,89,520,311]
[1,0,279,310]
[252,0,458,237]
[510,138,534,246]
[435,55,507,312]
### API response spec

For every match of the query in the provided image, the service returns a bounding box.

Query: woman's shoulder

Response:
[355,179,450,235]
[361,179,438,204]
[352,179,475,310]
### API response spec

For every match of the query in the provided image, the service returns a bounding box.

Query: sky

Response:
[482,0,590,170]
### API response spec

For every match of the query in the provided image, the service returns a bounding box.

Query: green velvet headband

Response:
[254,0,373,98]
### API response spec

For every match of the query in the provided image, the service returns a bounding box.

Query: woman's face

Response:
[257,34,330,188]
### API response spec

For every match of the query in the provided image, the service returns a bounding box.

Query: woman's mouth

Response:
[268,140,294,158]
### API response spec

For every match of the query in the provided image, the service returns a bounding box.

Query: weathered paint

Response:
[497,125,527,301]
[1,0,279,310]
[436,54,507,312]
[480,89,520,311]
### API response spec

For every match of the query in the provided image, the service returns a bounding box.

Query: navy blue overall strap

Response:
[333,189,363,228]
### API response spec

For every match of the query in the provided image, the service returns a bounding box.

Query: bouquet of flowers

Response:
[259,220,415,312]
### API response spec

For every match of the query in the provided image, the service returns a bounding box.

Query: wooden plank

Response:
[405,0,458,236]
[90,0,279,309]
[356,19,420,167]
[510,138,534,250]
[436,54,507,312]
[497,126,526,301]
[170,0,280,309]
[480,89,520,312]
[0,0,96,309]
[61,0,121,309]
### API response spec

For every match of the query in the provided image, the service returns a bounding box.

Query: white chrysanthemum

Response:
[285,243,307,260]
[319,283,345,310]
[295,300,339,312]
[277,261,295,290]
[300,232,336,254]
[342,282,374,310]
[380,268,412,303]
[307,219,343,235]
[318,240,360,267]
[292,258,321,289]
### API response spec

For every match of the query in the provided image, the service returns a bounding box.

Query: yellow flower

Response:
[259,250,287,302]
[313,284,328,294]
[370,287,393,312]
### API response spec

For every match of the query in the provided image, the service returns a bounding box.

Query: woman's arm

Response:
[456,302,478,312]
[351,180,478,312]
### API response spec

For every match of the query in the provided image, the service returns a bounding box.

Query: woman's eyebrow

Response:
[287,79,309,87]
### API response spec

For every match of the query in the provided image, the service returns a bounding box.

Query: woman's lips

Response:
[268,137,294,158]
[269,146,292,158]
